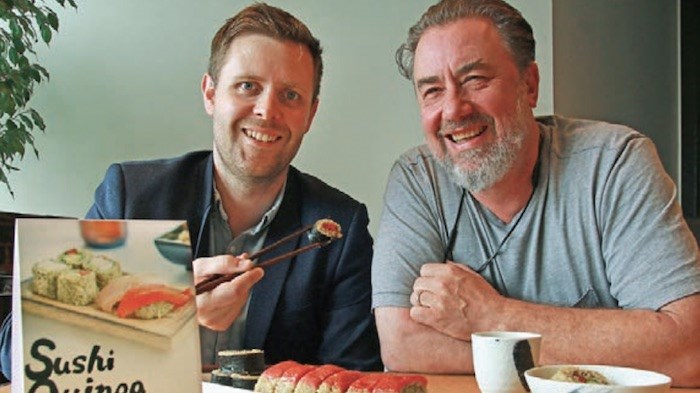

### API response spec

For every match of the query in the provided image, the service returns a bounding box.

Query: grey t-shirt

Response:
[372,116,700,311]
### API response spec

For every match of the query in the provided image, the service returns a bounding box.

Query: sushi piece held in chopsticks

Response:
[307,219,343,244]
[198,219,344,296]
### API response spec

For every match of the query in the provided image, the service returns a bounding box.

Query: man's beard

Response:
[436,99,528,192]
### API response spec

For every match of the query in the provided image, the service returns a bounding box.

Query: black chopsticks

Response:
[195,222,336,295]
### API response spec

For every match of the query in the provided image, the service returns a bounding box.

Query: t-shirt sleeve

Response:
[599,136,700,310]
[371,157,449,309]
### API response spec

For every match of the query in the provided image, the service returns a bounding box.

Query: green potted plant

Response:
[0,0,77,196]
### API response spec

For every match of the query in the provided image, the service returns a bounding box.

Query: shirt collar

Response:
[212,177,286,236]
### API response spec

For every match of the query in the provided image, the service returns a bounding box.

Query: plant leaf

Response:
[0,169,15,199]
[18,113,33,129]
[0,0,78,196]
[39,23,52,44]
[29,109,45,130]
[47,10,59,31]
[33,64,49,79]
[9,19,21,40]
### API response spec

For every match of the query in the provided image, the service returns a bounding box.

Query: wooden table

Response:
[2,375,698,392]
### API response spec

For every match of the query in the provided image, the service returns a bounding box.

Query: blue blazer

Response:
[85,151,382,371]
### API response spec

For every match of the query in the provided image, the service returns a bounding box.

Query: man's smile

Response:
[243,128,281,143]
[446,125,487,144]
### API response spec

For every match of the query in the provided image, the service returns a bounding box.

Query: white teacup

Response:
[472,331,542,393]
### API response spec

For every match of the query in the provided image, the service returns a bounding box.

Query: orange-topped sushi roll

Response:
[372,375,428,393]
[254,360,300,393]
[317,370,363,393]
[346,373,384,393]
[275,364,317,393]
[294,364,345,393]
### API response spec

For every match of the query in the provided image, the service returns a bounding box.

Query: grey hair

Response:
[396,0,535,79]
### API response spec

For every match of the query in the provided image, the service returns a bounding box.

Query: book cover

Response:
[12,218,201,393]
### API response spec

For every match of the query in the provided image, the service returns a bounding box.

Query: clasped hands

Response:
[409,261,505,341]
[193,253,265,331]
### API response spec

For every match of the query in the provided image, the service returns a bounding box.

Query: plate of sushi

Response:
[21,247,195,349]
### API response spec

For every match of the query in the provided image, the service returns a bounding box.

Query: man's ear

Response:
[523,62,540,108]
[201,74,216,115]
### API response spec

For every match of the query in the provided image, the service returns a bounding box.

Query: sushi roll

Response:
[115,283,192,319]
[317,370,362,393]
[218,349,265,375]
[372,375,428,393]
[31,259,71,299]
[274,364,316,393]
[307,219,343,244]
[131,301,175,319]
[94,275,145,313]
[84,254,123,289]
[346,374,383,393]
[57,248,92,269]
[56,269,99,306]
[293,364,345,393]
[230,373,259,390]
[210,369,233,386]
[254,360,300,393]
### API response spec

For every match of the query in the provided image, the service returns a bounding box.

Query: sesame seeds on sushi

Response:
[346,373,383,393]
[293,364,345,393]
[31,259,71,299]
[56,269,99,306]
[84,254,123,289]
[275,363,317,393]
[372,375,428,393]
[316,370,362,393]
[114,283,192,319]
[254,361,300,393]
[57,248,92,269]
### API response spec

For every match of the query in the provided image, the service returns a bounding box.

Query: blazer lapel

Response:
[191,153,214,260]
[245,170,302,349]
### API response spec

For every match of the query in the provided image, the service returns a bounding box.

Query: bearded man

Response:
[371,0,700,387]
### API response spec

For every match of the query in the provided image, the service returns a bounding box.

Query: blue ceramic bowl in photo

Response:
[154,224,192,266]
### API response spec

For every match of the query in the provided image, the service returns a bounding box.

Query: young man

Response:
[83,3,381,371]
[372,0,699,386]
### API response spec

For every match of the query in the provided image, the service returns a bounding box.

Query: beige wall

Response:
[0,0,554,234]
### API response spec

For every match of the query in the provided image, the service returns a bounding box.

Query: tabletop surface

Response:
[3,374,699,392]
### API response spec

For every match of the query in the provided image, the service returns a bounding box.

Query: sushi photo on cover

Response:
[11,218,202,393]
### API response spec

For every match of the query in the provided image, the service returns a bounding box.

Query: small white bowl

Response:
[525,365,671,393]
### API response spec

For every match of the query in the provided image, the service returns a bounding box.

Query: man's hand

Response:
[193,254,264,331]
[409,261,504,341]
